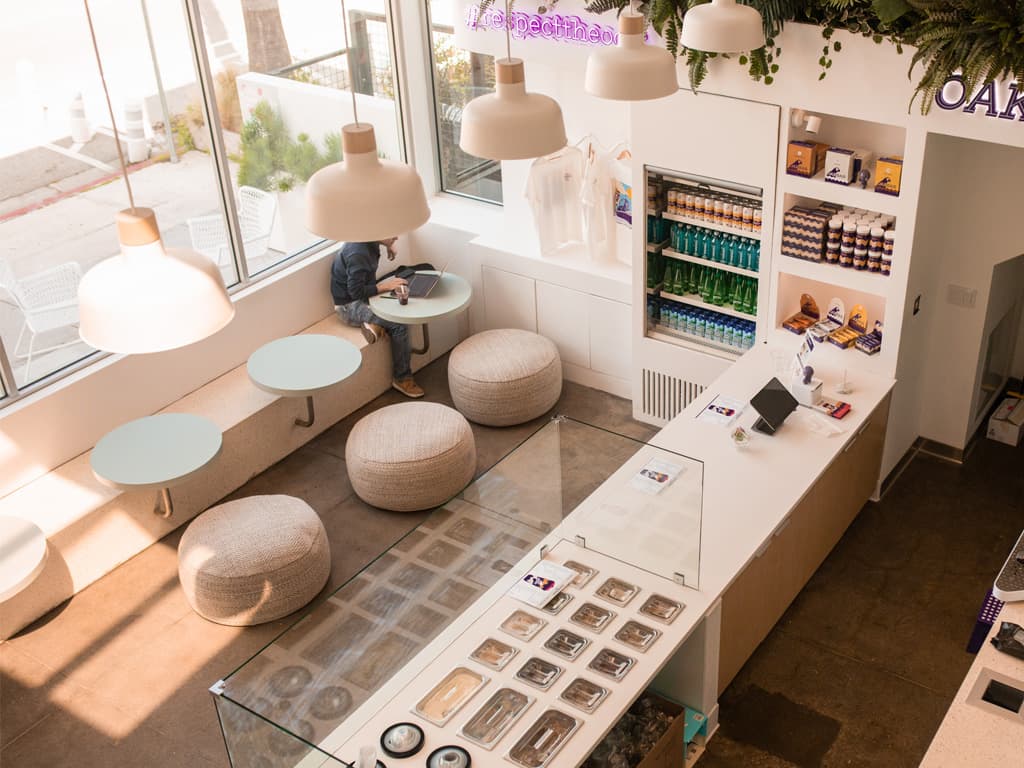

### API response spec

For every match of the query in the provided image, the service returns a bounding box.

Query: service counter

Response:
[212,344,894,767]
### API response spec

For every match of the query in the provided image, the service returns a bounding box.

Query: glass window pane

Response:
[200,0,406,276]
[0,3,234,389]
[427,0,502,203]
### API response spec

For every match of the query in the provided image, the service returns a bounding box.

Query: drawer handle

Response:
[754,539,771,558]
[844,420,871,453]
[773,516,791,537]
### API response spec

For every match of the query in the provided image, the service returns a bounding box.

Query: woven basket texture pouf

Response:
[345,401,476,512]
[448,329,562,427]
[178,495,330,626]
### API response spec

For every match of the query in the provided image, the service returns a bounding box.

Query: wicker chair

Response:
[186,186,277,266]
[0,258,84,385]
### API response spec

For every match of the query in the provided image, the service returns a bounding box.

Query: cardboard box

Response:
[874,156,903,196]
[636,696,685,768]
[987,396,1024,446]
[786,141,828,178]
[824,147,874,186]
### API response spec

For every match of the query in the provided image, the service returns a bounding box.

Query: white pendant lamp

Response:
[459,0,566,160]
[305,0,429,241]
[584,9,678,101]
[76,0,234,354]
[680,0,765,54]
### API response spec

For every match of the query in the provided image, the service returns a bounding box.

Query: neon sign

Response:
[464,4,630,47]
[935,75,1024,122]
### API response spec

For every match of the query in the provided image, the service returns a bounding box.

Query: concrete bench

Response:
[0,316,392,639]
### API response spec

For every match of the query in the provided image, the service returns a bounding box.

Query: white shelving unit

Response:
[782,171,902,216]
[662,211,764,242]
[660,290,757,322]
[776,255,890,297]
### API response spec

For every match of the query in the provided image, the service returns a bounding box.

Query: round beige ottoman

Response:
[346,402,476,512]
[448,329,562,427]
[178,495,330,626]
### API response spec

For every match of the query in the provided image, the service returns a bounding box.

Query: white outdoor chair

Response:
[0,258,84,385]
[186,186,277,266]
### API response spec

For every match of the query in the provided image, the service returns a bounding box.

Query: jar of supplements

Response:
[869,227,885,252]
[840,246,854,268]
[855,225,870,249]
[868,249,882,272]
[853,247,868,270]
[883,230,895,257]
[842,221,857,249]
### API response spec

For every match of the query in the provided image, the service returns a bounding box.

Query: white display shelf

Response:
[767,327,888,375]
[664,248,759,279]
[777,255,891,297]
[661,211,763,243]
[783,171,900,216]
[648,326,743,360]
[647,239,669,253]
[659,290,757,322]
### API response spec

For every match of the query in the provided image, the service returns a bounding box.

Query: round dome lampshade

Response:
[459,59,567,161]
[305,124,430,242]
[78,208,235,354]
[585,13,678,101]
[680,0,765,53]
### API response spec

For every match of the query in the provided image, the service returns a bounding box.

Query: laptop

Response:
[749,377,799,436]
[404,259,452,298]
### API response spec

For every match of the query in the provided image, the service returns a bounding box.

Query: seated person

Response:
[331,238,423,398]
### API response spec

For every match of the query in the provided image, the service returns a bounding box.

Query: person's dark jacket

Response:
[330,242,379,305]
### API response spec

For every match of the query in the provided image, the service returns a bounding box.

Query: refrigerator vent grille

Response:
[641,369,704,423]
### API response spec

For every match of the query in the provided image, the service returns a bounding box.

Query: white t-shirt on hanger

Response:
[525,146,584,255]
[581,141,617,263]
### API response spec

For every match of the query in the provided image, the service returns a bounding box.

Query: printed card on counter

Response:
[812,399,851,419]
[697,395,746,426]
[629,458,685,496]
[509,561,576,608]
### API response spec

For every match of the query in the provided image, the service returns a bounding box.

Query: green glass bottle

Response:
[662,260,674,290]
[673,262,684,294]
[712,270,725,306]
[700,266,712,302]
[743,278,754,315]
[647,253,655,289]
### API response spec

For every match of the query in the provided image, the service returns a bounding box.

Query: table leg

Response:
[154,488,173,518]
[411,324,430,356]
[295,396,316,428]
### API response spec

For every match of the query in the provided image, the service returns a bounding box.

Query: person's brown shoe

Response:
[392,378,425,398]
[361,322,385,345]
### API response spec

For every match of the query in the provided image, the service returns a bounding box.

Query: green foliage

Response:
[236,101,342,192]
[583,0,1023,112]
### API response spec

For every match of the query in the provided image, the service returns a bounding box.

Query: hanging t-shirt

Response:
[580,141,617,263]
[525,146,584,255]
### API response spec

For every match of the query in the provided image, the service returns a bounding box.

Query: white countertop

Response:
[921,600,1024,766]
[247,334,362,397]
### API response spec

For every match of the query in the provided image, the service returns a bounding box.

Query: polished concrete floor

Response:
[1,356,1020,767]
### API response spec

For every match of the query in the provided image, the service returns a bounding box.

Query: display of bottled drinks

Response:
[647,252,758,316]
[667,223,760,272]
[648,297,756,351]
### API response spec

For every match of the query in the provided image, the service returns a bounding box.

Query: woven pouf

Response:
[178,495,330,626]
[346,402,476,512]
[448,329,562,427]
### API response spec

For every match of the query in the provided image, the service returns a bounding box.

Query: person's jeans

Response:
[337,301,412,380]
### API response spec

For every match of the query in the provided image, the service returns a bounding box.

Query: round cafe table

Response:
[0,516,48,602]
[247,334,362,428]
[91,413,222,519]
[368,271,472,355]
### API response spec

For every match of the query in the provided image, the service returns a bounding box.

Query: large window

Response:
[0,0,405,403]
[427,0,502,203]
[197,0,406,277]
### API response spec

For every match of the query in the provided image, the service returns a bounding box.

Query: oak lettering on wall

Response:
[935,76,1024,122]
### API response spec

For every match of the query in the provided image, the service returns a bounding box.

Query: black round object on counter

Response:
[380,722,425,759]
[426,745,471,768]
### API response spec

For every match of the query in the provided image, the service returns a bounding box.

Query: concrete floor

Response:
[1,357,1020,767]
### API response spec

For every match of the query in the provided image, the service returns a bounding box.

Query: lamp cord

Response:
[505,0,511,61]
[83,0,135,212]
[340,0,359,126]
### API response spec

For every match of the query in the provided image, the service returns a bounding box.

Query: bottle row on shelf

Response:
[666,223,761,272]
[648,182,763,234]
[647,297,757,352]
[647,255,759,316]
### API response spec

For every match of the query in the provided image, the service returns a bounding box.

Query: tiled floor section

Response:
[2,356,1021,767]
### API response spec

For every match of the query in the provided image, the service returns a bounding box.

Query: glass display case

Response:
[212,417,703,767]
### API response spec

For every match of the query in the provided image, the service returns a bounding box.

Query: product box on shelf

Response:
[987,396,1024,446]
[855,320,883,355]
[582,693,686,768]
[827,303,868,348]
[786,141,828,178]
[782,293,820,335]
[874,156,903,196]
[824,147,874,186]
[781,206,830,262]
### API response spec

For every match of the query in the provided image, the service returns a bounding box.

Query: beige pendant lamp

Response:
[305,0,429,242]
[584,6,678,101]
[459,0,566,160]
[679,0,765,54]
[76,0,233,354]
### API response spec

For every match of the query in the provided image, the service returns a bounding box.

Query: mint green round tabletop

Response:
[369,272,472,324]
[247,334,361,397]
[0,516,48,602]
[91,414,222,491]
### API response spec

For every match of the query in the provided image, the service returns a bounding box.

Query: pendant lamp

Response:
[584,9,678,101]
[76,0,233,354]
[459,0,566,160]
[305,0,429,241]
[679,0,765,54]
